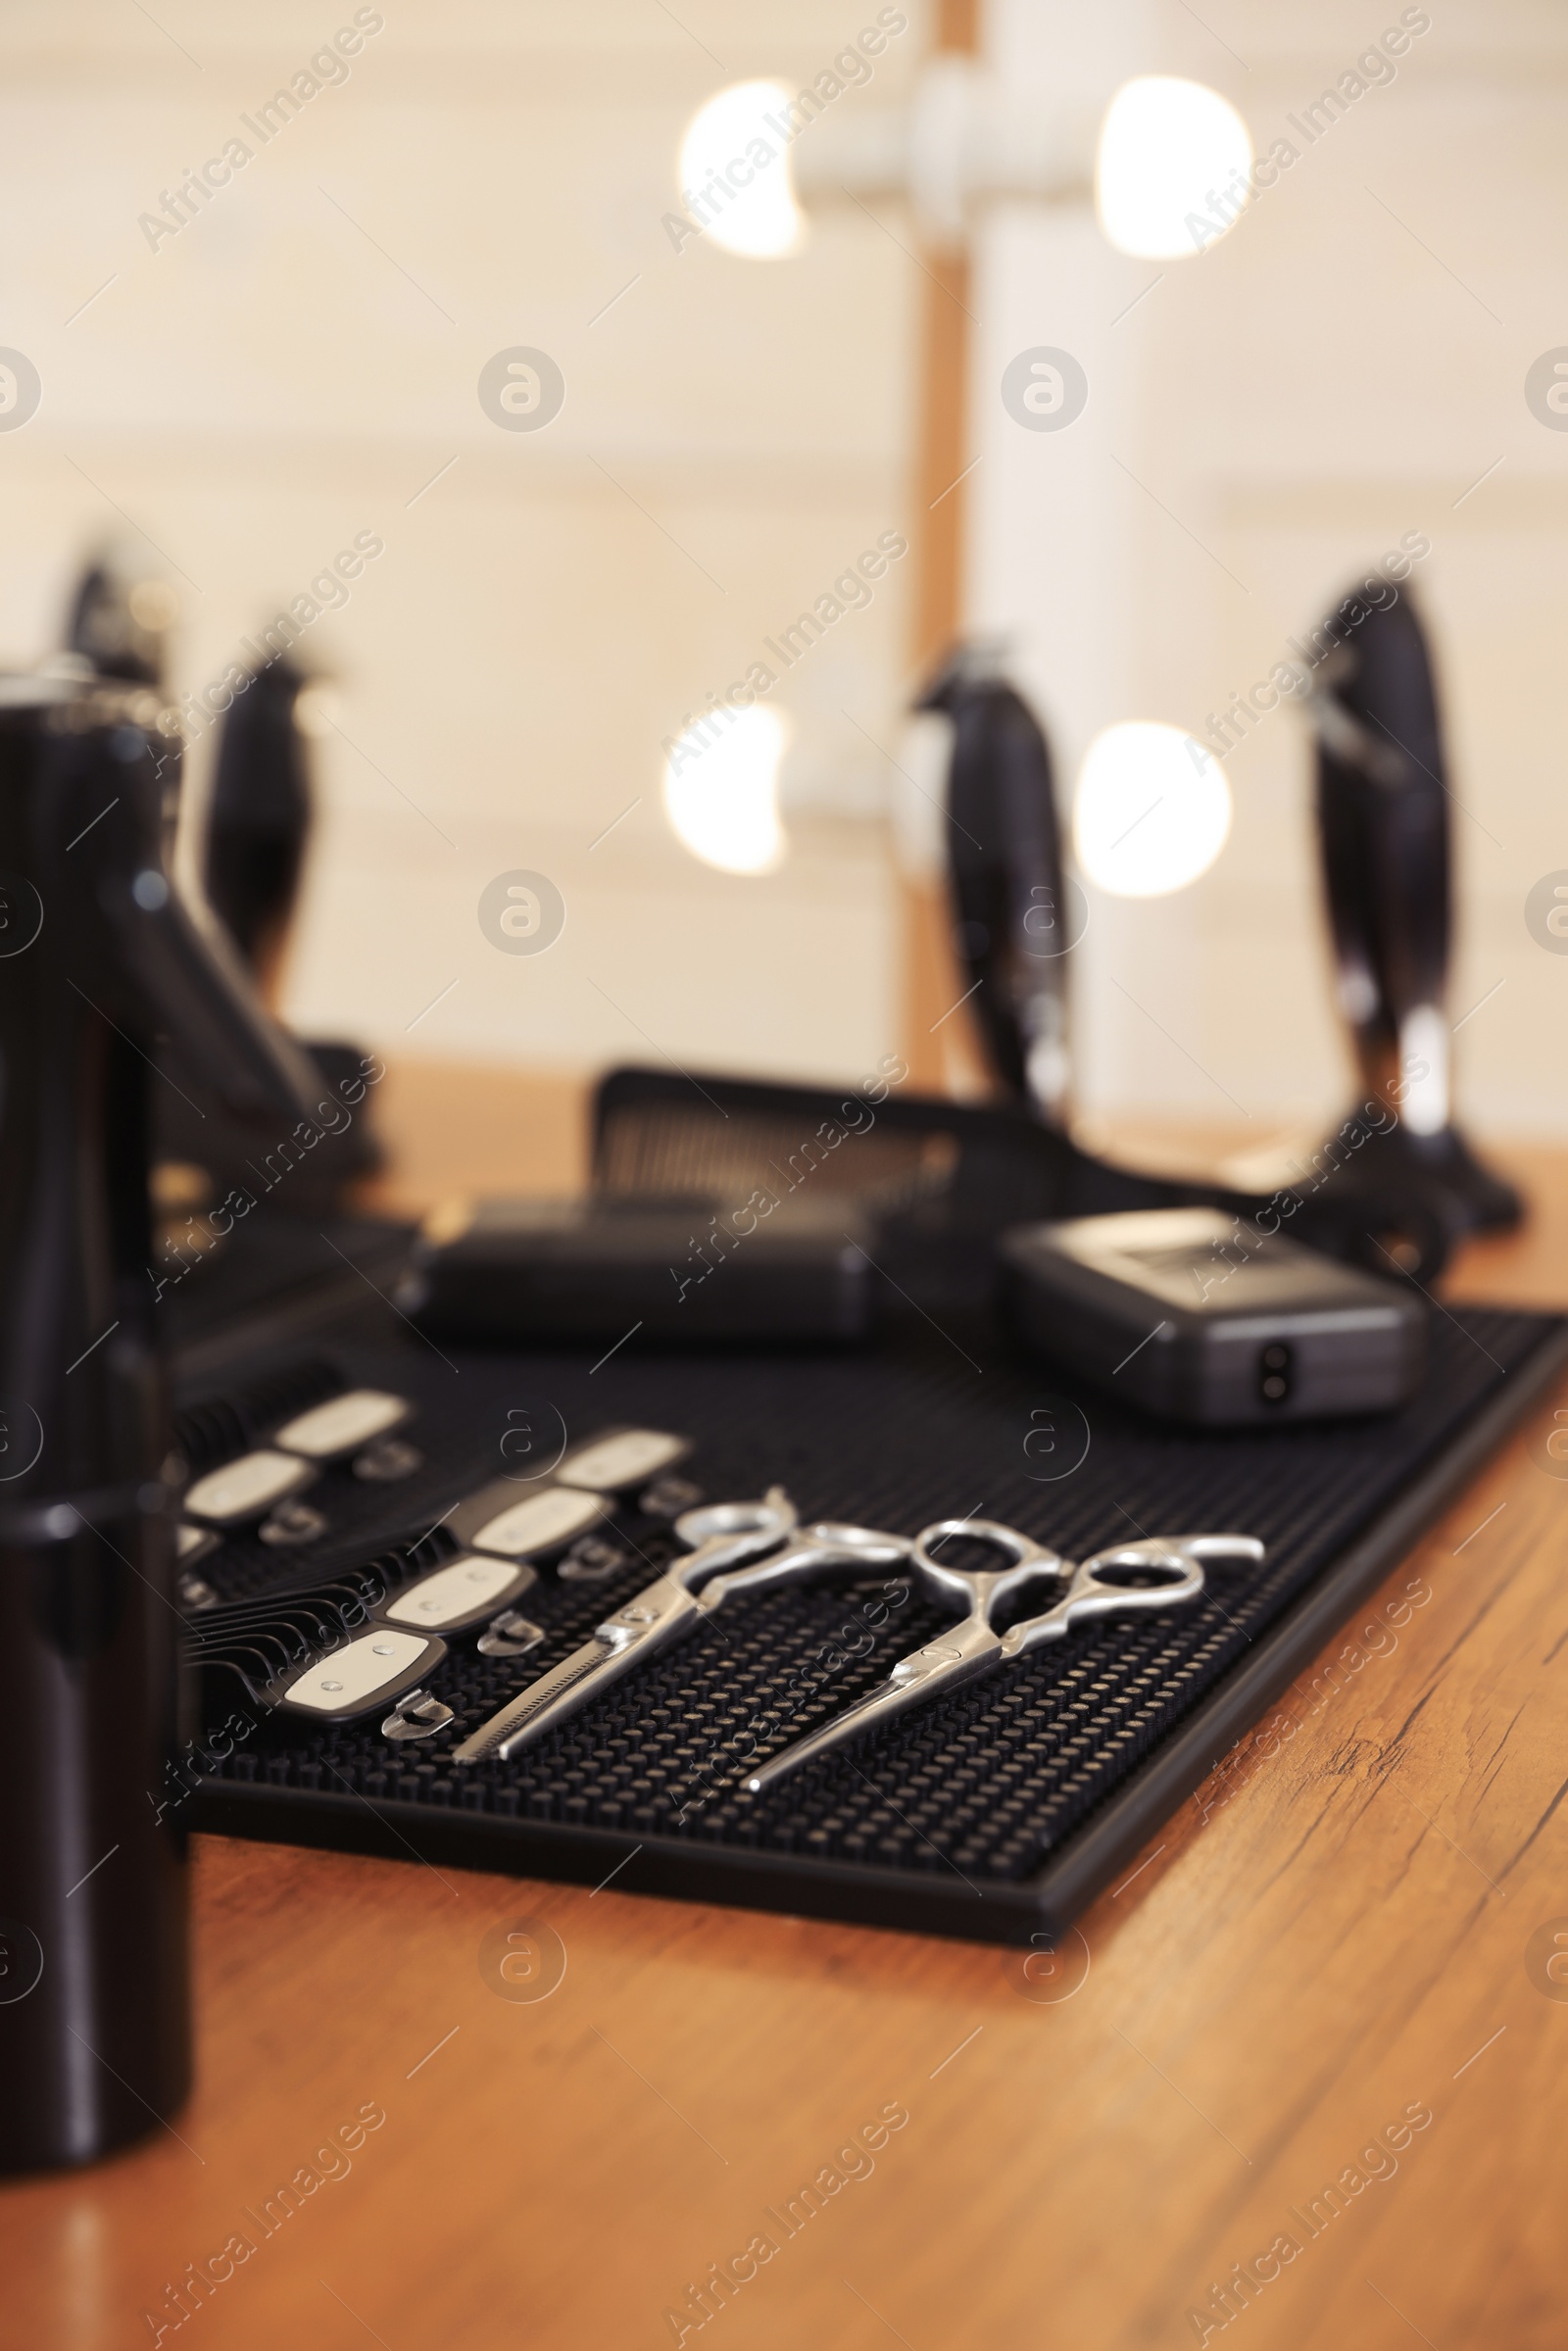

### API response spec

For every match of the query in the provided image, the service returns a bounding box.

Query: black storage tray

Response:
[185,1303,1568,1943]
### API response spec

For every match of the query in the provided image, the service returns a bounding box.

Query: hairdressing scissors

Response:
[452,1490,912,1766]
[745,1517,1264,1791]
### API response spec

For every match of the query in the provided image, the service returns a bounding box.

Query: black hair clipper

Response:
[1309,585,1519,1237]
[0,626,318,2171]
[917,646,1072,1127]
[203,658,313,990]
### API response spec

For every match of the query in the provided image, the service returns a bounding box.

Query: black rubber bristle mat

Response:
[187,1304,1568,1942]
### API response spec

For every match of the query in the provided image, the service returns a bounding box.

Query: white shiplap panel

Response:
[0,3,927,1077]
[971,0,1568,1134]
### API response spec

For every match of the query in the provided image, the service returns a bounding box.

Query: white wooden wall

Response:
[0,2,925,1083]
[6,2,1564,1134]
[970,0,1568,1137]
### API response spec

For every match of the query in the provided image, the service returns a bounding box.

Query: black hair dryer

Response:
[1310,586,1519,1238]
[0,659,317,2173]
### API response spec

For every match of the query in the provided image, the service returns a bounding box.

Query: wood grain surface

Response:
[6,1128,1568,2350]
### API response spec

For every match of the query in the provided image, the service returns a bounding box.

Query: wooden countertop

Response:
[7,1073,1568,2350]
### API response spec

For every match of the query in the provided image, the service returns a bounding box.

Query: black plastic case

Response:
[404,1196,871,1346]
[1001,1207,1427,1425]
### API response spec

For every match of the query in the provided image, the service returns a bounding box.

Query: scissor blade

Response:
[745,1621,1003,1792]
[451,1576,703,1764]
[450,1635,621,1764]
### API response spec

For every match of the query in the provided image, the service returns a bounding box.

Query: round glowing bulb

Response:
[677,81,806,259]
[663,704,787,875]
[1096,75,1253,260]
[1074,721,1231,899]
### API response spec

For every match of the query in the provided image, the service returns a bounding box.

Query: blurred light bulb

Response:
[1074,721,1231,898]
[663,705,787,874]
[678,81,806,259]
[1096,75,1253,259]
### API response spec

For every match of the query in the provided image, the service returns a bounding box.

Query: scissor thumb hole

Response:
[920,1531,1002,1564]
[1083,1558,1197,1592]
[673,1492,797,1546]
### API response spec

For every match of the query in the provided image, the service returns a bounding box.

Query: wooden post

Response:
[901,0,991,1095]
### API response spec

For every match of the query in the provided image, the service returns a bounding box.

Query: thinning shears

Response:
[746,1517,1264,1791]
